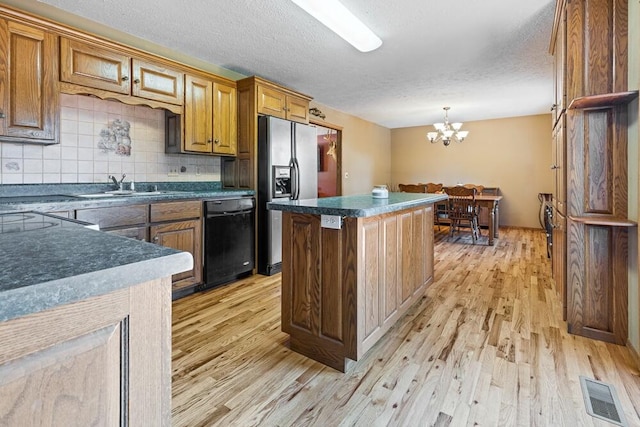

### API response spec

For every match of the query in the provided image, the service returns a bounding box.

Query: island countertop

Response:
[267,192,447,218]
[0,212,192,323]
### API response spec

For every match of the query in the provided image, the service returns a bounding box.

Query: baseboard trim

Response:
[626,339,640,370]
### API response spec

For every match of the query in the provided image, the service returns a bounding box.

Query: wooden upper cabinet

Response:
[132,59,184,105]
[60,37,131,94]
[212,82,237,155]
[0,19,58,144]
[60,38,184,106]
[184,74,213,153]
[257,84,310,123]
[286,94,310,123]
[181,74,237,156]
[257,85,287,119]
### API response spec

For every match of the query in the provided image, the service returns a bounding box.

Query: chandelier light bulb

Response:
[426,107,469,146]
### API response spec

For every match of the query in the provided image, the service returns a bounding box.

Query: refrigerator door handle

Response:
[291,159,300,199]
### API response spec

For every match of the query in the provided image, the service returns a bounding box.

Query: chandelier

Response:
[426,107,469,146]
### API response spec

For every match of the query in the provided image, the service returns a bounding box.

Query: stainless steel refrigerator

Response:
[257,115,317,275]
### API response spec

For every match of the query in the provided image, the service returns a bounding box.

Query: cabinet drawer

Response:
[150,200,202,223]
[76,205,148,229]
[106,226,148,241]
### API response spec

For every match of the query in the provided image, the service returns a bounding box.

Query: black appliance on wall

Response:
[257,115,317,275]
[202,197,255,290]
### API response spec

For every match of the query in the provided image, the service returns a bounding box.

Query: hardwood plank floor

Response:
[172,227,640,426]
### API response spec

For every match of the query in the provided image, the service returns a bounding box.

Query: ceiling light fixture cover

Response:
[290,0,382,52]
[426,107,469,146]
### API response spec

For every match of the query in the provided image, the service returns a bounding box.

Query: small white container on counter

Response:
[372,185,389,199]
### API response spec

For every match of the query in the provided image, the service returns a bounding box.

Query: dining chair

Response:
[443,186,480,244]
[463,183,485,195]
[398,183,427,193]
[425,182,443,193]
[423,182,445,229]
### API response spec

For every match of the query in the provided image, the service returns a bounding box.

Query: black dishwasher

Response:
[202,197,255,290]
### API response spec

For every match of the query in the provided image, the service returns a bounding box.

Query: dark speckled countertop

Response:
[0,181,254,213]
[0,182,245,323]
[267,192,448,217]
[0,213,192,323]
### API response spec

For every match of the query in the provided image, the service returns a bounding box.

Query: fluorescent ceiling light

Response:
[290,0,382,52]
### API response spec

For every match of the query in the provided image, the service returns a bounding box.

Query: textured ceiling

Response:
[37,0,555,128]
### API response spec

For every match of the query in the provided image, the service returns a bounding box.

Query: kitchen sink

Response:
[74,193,118,198]
[72,190,190,198]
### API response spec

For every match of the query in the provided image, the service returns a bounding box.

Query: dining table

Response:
[475,194,503,245]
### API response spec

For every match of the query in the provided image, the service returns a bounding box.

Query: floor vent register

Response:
[580,376,628,426]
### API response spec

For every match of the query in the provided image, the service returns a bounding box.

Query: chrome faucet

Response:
[109,174,126,190]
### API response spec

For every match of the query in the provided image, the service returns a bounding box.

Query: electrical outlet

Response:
[195,166,202,175]
[344,172,350,179]
[321,214,342,229]
[168,166,179,176]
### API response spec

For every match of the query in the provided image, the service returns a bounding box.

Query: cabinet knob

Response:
[121,76,129,81]
[0,111,5,119]
[153,236,159,243]
[214,139,220,144]
[134,78,140,84]
[550,165,559,170]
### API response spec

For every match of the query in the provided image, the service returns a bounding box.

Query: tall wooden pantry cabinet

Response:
[550,0,637,345]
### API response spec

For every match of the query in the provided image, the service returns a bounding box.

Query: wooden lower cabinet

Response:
[281,204,434,372]
[0,278,172,426]
[566,217,630,345]
[75,200,203,294]
[552,210,566,320]
[150,218,202,291]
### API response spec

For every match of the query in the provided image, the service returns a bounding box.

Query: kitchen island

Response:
[268,192,447,371]
[0,212,192,426]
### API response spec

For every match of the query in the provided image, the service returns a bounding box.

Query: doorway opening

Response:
[313,122,342,197]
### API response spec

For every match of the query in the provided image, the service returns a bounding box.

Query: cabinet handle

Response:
[121,76,129,81]
[207,139,212,144]
[134,78,140,84]
[550,165,559,170]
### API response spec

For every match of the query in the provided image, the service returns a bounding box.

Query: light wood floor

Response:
[172,227,640,426]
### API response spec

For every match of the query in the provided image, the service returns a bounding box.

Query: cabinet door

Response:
[0,280,170,426]
[132,59,184,105]
[286,94,310,123]
[0,20,58,143]
[257,85,286,119]
[184,74,213,153]
[552,6,566,124]
[553,116,566,214]
[552,210,566,320]
[150,219,202,290]
[60,37,131,94]
[212,82,237,155]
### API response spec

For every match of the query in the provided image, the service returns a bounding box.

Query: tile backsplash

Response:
[0,93,221,185]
